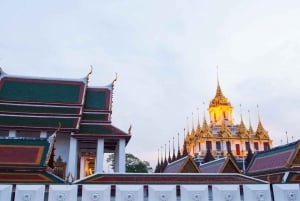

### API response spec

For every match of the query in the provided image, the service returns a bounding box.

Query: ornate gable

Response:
[163,156,200,173]
[218,120,232,138]
[200,118,213,138]
[255,119,269,139]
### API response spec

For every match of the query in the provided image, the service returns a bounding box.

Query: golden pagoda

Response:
[184,79,272,163]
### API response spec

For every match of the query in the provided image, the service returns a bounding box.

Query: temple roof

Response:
[163,156,200,173]
[200,155,241,173]
[247,140,300,175]
[0,69,130,140]
[0,135,55,167]
[0,134,64,183]
[0,171,64,183]
[0,72,85,131]
[75,173,268,184]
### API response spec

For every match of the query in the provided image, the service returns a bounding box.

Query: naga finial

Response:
[57,122,61,132]
[86,65,93,81]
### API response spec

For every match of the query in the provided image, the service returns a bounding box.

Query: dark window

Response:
[206,141,212,150]
[245,142,250,150]
[263,142,270,151]
[226,141,231,152]
[216,141,221,150]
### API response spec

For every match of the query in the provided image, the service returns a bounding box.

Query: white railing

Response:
[0,183,299,201]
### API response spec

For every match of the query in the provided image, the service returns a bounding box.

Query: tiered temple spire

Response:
[155,71,273,172]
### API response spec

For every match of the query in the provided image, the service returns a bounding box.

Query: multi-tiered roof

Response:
[0,68,130,144]
[0,68,131,182]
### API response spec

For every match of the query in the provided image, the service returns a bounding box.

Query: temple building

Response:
[0,68,131,182]
[184,79,272,165]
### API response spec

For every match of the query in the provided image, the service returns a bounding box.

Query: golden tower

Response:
[184,77,272,165]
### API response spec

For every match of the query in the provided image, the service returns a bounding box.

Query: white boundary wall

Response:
[0,184,299,201]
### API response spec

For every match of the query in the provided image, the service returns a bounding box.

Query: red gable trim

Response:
[0,145,44,165]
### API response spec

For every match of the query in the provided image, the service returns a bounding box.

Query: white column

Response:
[9,130,16,137]
[114,150,119,173]
[80,156,85,179]
[67,136,78,180]
[114,139,126,173]
[96,138,104,173]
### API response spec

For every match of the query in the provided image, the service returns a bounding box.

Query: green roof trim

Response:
[0,79,82,103]
[0,116,77,128]
[82,113,108,121]
[84,90,109,110]
[80,124,113,134]
[0,104,79,115]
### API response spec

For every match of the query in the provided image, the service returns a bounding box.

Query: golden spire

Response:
[202,101,206,122]
[210,81,230,107]
[216,66,224,98]
[255,119,268,139]
[236,104,248,138]
[255,105,268,139]
[186,117,193,144]
[186,117,190,138]
[201,114,213,138]
[236,113,248,138]
[200,102,212,138]
[248,110,254,135]
[191,112,195,135]
[208,68,234,126]
[195,108,201,139]
[209,67,230,107]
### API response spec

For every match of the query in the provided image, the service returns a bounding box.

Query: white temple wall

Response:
[2,183,298,201]
[54,133,71,163]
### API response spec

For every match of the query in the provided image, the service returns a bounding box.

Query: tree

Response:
[106,153,152,173]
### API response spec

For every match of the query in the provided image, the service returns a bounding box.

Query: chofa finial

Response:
[86,65,93,81]
[128,124,132,135]
[112,72,118,85]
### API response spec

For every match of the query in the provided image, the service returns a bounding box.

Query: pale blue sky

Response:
[1,0,300,168]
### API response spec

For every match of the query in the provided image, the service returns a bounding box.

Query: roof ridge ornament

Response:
[86,65,93,82]
[128,124,132,135]
[112,72,118,85]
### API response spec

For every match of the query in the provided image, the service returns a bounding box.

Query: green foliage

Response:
[106,153,151,173]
